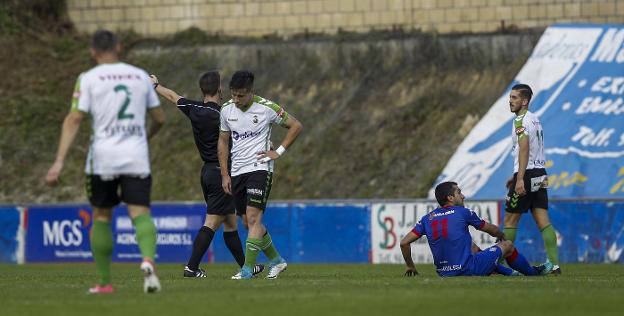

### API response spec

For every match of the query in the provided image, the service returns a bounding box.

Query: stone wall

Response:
[66,0,624,37]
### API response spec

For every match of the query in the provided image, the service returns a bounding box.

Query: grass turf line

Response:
[0,264,622,316]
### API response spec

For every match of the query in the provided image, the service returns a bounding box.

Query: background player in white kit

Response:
[503,84,560,274]
[218,70,303,279]
[45,30,165,293]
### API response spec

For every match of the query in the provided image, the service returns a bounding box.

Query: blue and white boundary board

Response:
[0,207,25,264]
[1,200,622,265]
[431,24,624,200]
[370,201,500,264]
[17,202,370,264]
[370,200,624,265]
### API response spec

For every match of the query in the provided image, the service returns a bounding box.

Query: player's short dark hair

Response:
[435,181,458,206]
[90,30,118,52]
[512,84,533,103]
[229,70,254,90]
[199,71,220,96]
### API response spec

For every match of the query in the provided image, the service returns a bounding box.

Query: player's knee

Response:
[503,218,516,227]
[533,210,551,229]
[221,215,236,229]
[204,216,221,230]
[246,214,260,226]
[498,240,514,254]
[92,207,113,222]
[504,213,520,227]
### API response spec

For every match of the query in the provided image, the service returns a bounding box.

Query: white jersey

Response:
[71,62,160,175]
[220,95,289,176]
[511,110,546,173]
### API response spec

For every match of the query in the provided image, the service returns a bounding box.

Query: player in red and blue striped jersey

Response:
[400,181,553,277]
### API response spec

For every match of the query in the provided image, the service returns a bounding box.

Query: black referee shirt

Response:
[176,97,222,164]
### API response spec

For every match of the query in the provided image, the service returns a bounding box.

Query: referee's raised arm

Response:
[149,74,182,104]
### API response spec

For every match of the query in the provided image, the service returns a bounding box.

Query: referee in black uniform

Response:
[150,72,263,278]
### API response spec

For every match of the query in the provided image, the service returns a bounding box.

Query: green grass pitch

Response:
[1,263,623,316]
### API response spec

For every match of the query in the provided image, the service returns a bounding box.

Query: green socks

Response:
[133,214,157,260]
[91,220,113,286]
[244,238,263,269]
[261,232,281,261]
[503,224,559,265]
[244,232,282,269]
[503,227,517,242]
[91,215,157,286]
[541,224,559,265]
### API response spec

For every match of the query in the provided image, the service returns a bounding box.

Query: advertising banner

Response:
[370,201,499,264]
[26,206,93,262]
[113,204,205,262]
[210,203,370,263]
[509,201,624,264]
[25,204,207,263]
[21,200,622,264]
[0,207,21,263]
[431,24,624,199]
[24,203,371,263]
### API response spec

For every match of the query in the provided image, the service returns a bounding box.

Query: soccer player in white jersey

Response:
[149,72,264,279]
[503,84,560,274]
[218,70,303,279]
[44,30,166,293]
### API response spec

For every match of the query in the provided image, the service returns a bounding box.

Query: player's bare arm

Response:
[45,110,85,186]
[147,107,165,139]
[257,115,303,162]
[150,75,182,104]
[479,222,505,241]
[400,231,420,276]
[515,136,529,195]
[218,130,232,194]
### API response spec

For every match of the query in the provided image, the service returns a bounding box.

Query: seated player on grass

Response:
[400,181,553,277]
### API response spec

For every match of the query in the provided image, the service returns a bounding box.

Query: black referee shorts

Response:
[200,163,235,215]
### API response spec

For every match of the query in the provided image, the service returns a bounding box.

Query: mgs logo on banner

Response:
[43,209,91,247]
[371,202,499,264]
[27,206,93,262]
[26,204,206,263]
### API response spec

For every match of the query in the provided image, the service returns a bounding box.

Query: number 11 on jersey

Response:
[431,218,448,240]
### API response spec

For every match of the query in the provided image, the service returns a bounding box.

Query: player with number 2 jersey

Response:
[73,62,160,176]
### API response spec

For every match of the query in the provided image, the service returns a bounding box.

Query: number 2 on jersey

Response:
[431,218,448,240]
[115,84,134,120]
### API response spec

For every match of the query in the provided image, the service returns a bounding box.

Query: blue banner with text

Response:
[433,24,624,199]
[19,200,624,264]
[0,207,20,263]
